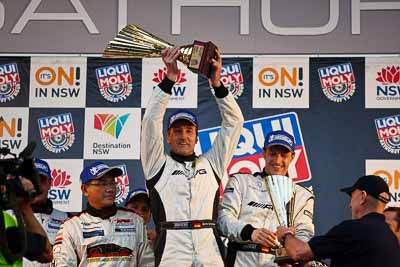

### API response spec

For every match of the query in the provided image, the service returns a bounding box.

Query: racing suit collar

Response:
[31,198,53,214]
[258,170,289,178]
[170,151,197,163]
[86,203,117,219]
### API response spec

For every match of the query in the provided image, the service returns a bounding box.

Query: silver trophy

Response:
[266,175,296,265]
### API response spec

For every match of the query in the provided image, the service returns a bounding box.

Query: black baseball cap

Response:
[340,175,390,204]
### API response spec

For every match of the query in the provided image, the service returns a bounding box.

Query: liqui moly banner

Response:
[195,112,311,183]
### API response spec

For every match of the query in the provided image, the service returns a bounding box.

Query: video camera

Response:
[0,141,41,209]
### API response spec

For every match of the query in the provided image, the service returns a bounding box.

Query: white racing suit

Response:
[52,206,154,267]
[218,172,315,267]
[141,79,244,266]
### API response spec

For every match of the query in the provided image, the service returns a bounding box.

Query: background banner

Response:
[0,55,399,235]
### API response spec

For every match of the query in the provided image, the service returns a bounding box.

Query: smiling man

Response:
[141,46,244,266]
[52,162,153,267]
[218,130,315,267]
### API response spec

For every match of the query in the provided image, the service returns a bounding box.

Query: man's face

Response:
[384,211,400,238]
[82,174,117,209]
[126,198,151,224]
[167,120,197,156]
[263,145,295,176]
[31,174,51,205]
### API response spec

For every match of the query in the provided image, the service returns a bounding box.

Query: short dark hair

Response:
[384,206,400,230]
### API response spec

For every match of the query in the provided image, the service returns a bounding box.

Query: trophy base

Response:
[274,248,295,265]
[187,41,216,78]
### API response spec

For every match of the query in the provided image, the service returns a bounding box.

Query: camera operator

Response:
[1,175,53,266]
[22,159,69,267]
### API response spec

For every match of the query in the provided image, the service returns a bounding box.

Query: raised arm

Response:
[140,47,180,179]
[204,48,244,178]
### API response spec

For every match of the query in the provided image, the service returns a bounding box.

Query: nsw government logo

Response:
[220,63,244,99]
[115,165,129,204]
[0,63,21,103]
[374,114,400,154]
[375,65,400,101]
[318,63,355,103]
[152,67,187,100]
[49,168,72,205]
[38,113,75,153]
[96,63,133,102]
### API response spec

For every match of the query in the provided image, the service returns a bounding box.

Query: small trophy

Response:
[103,24,217,78]
[265,175,296,265]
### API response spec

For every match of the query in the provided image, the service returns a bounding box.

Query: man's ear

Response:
[360,190,368,205]
[81,184,89,197]
[166,128,172,145]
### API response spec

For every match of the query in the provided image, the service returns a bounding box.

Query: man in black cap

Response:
[276,175,400,267]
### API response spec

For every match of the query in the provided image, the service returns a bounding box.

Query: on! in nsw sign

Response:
[195,112,311,183]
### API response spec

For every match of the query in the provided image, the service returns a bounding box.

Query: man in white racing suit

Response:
[141,46,244,266]
[218,130,314,267]
[52,162,154,267]
[23,159,69,267]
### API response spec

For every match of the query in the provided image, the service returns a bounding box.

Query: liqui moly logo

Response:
[374,114,400,154]
[220,63,244,98]
[49,168,72,204]
[96,63,133,102]
[318,63,355,103]
[0,63,20,103]
[152,67,187,100]
[115,164,129,204]
[196,112,311,182]
[38,113,75,153]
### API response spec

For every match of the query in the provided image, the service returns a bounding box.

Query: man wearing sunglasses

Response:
[52,162,154,266]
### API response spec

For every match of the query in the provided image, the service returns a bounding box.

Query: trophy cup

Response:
[103,24,217,78]
[265,175,296,265]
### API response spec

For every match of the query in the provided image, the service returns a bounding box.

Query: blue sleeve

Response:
[308,220,359,261]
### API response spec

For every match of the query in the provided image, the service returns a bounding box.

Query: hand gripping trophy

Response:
[103,24,217,77]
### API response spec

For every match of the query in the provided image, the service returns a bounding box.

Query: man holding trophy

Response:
[218,130,315,266]
[140,45,244,267]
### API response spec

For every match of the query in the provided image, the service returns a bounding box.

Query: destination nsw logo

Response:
[152,67,187,100]
[49,168,72,205]
[92,113,131,155]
